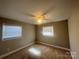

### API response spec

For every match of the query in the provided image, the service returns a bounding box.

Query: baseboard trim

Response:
[39,42,71,51]
[0,42,34,59]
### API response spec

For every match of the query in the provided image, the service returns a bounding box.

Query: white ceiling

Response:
[0,0,72,24]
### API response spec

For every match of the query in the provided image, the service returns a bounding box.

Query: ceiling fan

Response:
[23,6,54,24]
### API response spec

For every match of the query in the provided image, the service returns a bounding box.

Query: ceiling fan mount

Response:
[34,15,45,20]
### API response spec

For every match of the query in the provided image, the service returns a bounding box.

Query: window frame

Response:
[2,24,22,41]
[42,26,54,37]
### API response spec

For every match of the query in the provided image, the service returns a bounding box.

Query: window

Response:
[2,24,22,40]
[42,26,54,36]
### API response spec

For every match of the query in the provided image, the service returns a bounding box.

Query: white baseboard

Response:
[0,42,34,59]
[39,42,71,51]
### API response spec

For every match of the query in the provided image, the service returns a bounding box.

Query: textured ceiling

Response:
[0,0,72,24]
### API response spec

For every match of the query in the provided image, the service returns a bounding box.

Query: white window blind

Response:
[2,25,22,40]
[42,26,54,36]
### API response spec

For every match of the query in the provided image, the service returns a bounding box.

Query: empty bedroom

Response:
[0,0,79,59]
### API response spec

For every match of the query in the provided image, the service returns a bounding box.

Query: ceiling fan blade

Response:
[23,13,35,17]
[17,10,35,17]
[42,6,54,15]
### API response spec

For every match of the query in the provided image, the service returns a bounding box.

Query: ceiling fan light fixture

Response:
[37,19,43,24]
[34,15,45,24]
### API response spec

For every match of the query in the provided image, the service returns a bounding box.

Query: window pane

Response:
[2,25,22,40]
[42,26,54,36]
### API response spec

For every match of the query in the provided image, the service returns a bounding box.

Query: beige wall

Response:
[0,17,35,55]
[36,20,70,49]
[68,1,79,59]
